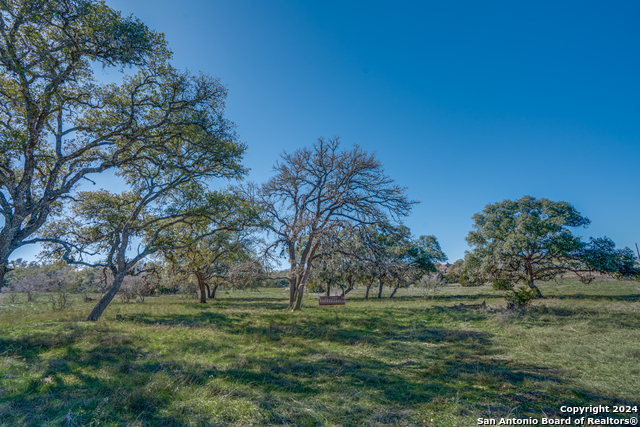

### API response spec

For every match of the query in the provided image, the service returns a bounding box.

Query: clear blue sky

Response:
[15,0,640,262]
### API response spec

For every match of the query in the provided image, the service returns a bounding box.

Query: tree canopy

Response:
[40,128,255,320]
[0,0,237,288]
[162,229,258,303]
[465,195,638,297]
[247,137,415,310]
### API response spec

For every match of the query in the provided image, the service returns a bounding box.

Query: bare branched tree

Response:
[246,137,415,310]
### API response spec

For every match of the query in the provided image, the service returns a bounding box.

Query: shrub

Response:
[8,269,73,308]
[47,282,71,311]
[505,286,538,310]
[416,272,445,299]
[444,271,459,284]
[119,275,157,303]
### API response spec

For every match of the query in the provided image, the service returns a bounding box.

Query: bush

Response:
[9,273,44,301]
[443,259,464,284]
[8,268,74,308]
[178,276,199,298]
[505,286,538,310]
[47,281,71,311]
[444,271,459,284]
[119,275,157,303]
[416,272,445,299]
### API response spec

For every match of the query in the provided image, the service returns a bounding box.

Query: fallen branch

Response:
[433,301,487,310]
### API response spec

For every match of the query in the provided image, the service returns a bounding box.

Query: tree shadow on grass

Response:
[1,309,637,426]
[348,293,501,303]
[551,293,640,301]
[516,305,640,329]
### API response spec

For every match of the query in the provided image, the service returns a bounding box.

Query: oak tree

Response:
[0,0,229,287]
[465,195,637,298]
[162,230,257,303]
[247,137,415,310]
[41,128,252,320]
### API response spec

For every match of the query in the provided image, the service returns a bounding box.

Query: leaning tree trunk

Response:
[343,278,355,296]
[290,265,311,310]
[389,285,400,298]
[527,277,543,298]
[87,271,126,321]
[365,277,374,299]
[526,265,543,298]
[210,284,218,299]
[377,277,384,299]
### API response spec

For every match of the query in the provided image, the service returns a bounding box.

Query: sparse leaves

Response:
[247,137,415,310]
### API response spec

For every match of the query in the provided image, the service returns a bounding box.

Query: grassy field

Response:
[1,279,639,426]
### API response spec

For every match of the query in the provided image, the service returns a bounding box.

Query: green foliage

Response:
[458,253,486,287]
[354,224,447,297]
[464,195,638,297]
[40,148,254,318]
[505,286,539,309]
[581,237,639,278]
[0,0,172,279]
[491,278,513,291]
[409,234,448,272]
[443,259,464,283]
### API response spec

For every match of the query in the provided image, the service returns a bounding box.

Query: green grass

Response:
[1,278,639,426]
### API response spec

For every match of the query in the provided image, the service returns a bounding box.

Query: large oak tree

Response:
[41,122,253,320]
[247,137,415,310]
[0,0,224,287]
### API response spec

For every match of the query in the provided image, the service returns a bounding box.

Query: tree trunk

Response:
[195,272,207,303]
[377,277,384,299]
[292,284,305,310]
[365,277,375,299]
[343,278,354,296]
[87,271,126,321]
[288,276,297,308]
[527,276,543,298]
[526,264,543,298]
[389,285,399,298]
[0,224,20,291]
[326,280,331,296]
[205,283,211,298]
[210,284,218,299]
[0,264,9,290]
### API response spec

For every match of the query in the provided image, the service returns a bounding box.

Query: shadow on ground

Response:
[1,304,637,426]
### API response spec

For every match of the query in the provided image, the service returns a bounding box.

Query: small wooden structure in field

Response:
[319,295,345,306]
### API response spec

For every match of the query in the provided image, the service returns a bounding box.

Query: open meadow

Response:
[1,279,639,427]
